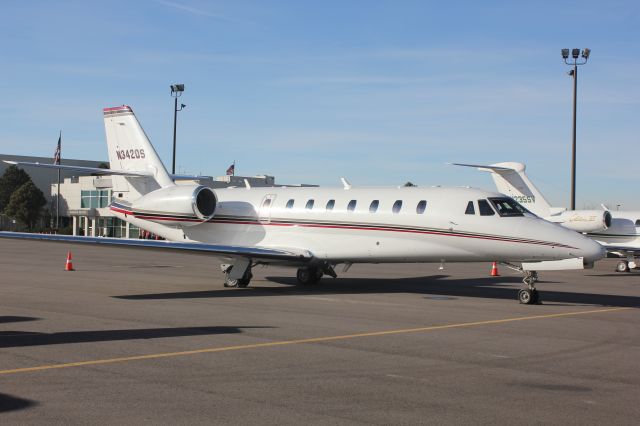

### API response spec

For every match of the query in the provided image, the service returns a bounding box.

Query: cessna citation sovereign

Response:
[0,106,605,304]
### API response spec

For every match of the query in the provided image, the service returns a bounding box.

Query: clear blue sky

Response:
[1,0,638,209]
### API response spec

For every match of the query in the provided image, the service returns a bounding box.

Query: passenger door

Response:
[259,194,277,224]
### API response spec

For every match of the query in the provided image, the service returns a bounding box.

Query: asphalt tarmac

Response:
[0,239,638,425]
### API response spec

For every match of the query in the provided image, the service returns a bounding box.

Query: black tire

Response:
[297,268,322,285]
[518,289,533,305]
[616,261,629,273]
[237,272,253,288]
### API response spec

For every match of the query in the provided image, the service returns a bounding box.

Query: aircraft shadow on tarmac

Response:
[0,326,270,348]
[0,393,37,413]
[0,316,40,324]
[112,275,640,308]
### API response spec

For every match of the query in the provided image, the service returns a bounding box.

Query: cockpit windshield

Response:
[488,197,530,217]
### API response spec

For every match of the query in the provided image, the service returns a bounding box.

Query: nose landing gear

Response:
[499,262,543,305]
[518,271,541,305]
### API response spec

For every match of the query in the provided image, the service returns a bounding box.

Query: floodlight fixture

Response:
[582,48,590,59]
[572,48,580,59]
[170,84,185,96]
[561,48,570,59]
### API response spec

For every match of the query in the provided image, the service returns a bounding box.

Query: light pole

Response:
[561,48,590,211]
[170,84,186,175]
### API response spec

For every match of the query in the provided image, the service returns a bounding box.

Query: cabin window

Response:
[347,200,357,212]
[635,220,640,226]
[488,197,526,217]
[369,200,379,213]
[305,199,315,210]
[416,200,427,214]
[262,198,272,208]
[392,200,403,214]
[326,199,335,211]
[286,199,294,209]
[465,201,475,215]
[478,199,495,216]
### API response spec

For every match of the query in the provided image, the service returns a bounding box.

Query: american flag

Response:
[226,163,235,176]
[53,134,61,165]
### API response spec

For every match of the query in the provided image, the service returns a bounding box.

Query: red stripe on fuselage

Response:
[110,206,575,249]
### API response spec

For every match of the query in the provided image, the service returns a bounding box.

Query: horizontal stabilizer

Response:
[3,160,152,177]
[450,163,515,172]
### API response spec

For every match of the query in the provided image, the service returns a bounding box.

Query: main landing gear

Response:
[221,262,338,288]
[224,270,252,288]
[518,271,541,305]
[296,263,338,285]
[616,259,638,273]
[221,262,253,288]
[296,267,323,285]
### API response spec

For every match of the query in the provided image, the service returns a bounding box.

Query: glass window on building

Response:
[81,190,111,209]
[99,190,111,208]
[129,224,140,239]
[96,217,137,238]
[77,216,88,236]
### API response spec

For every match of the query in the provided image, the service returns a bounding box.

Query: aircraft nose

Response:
[578,237,606,262]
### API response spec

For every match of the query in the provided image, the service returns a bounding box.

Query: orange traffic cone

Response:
[490,262,499,277]
[65,252,75,271]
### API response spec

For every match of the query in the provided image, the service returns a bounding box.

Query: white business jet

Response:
[0,106,604,304]
[454,162,640,272]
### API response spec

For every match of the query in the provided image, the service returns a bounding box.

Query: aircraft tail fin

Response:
[103,106,174,190]
[452,162,553,217]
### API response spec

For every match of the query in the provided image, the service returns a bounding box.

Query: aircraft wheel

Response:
[518,289,534,305]
[616,261,630,273]
[297,267,322,285]
[224,277,239,288]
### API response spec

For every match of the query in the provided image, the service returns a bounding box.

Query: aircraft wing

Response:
[2,160,152,177]
[599,245,640,256]
[0,232,313,263]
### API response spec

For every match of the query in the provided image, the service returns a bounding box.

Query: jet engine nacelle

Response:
[548,210,612,233]
[130,185,217,227]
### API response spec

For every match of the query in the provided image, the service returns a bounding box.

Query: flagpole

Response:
[56,130,61,231]
[233,160,235,176]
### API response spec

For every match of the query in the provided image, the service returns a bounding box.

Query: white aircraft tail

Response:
[103,106,174,190]
[453,162,555,217]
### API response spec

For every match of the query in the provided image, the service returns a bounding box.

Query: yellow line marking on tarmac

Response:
[0,306,632,376]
